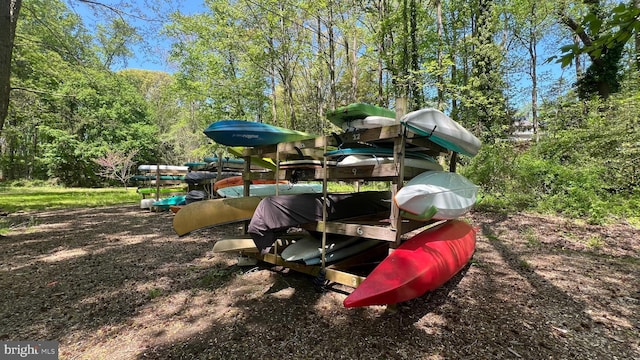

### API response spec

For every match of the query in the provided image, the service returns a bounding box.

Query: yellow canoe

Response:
[172,196,263,236]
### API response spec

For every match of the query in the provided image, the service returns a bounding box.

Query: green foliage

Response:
[555,2,640,68]
[553,1,636,99]
[467,90,640,224]
[38,127,100,187]
[4,0,164,185]
[463,142,531,212]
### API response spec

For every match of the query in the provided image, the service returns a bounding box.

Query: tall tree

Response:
[510,0,554,141]
[467,0,509,136]
[636,0,640,70]
[0,0,22,137]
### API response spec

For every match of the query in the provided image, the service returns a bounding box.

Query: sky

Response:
[65,0,205,73]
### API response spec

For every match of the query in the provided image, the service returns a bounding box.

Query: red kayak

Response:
[343,220,476,308]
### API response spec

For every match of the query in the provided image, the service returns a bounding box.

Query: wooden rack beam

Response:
[277,163,427,182]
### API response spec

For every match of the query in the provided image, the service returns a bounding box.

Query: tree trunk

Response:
[530,33,538,142]
[635,0,640,70]
[436,0,444,109]
[398,0,409,102]
[270,64,278,126]
[350,35,358,103]
[316,16,325,127]
[529,4,539,142]
[0,0,22,136]
[377,0,385,105]
[409,0,423,109]
[328,0,336,109]
[574,34,582,79]
[269,38,278,126]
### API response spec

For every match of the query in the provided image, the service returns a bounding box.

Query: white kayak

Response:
[336,154,443,171]
[394,171,478,220]
[341,116,397,131]
[138,164,189,172]
[400,108,481,157]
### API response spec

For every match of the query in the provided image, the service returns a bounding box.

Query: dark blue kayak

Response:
[204,120,315,146]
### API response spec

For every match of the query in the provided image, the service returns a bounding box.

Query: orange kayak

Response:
[213,176,285,191]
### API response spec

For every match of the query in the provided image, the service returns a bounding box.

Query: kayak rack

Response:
[236,116,456,291]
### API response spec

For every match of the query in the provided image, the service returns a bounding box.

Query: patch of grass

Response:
[585,236,604,249]
[470,258,489,269]
[0,186,140,213]
[627,217,640,229]
[0,220,8,235]
[484,233,500,243]
[148,288,163,299]
[564,231,580,243]
[522,227,541,247]
[199,268,236,287]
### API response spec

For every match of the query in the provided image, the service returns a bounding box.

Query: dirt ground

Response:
[0,205,638,360]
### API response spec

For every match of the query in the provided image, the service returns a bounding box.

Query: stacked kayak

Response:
[216,183,323,198]
[400,108,481,157]
[173,196,263,236]
[213,176,285,192]
[138,164,189,172]
[394,171,478,221]
[204,120,315,147]
[326,103,396,129]
[326,147,443,171]
[343,220,476,307]
[341,116,396,131]
[152,195,187,210]
[279,234,384,266]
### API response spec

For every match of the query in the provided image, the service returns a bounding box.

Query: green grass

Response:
[327,181,391,193]
[585,236,605,249]
[0,181,391,214]
[147,288,163,299]
[522,227,542,247]
[0,186,140,213]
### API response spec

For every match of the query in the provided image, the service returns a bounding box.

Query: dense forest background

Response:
[0,0,638,223]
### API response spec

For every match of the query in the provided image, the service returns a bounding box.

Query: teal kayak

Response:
[153,195,187,210]
[204,120,315,146]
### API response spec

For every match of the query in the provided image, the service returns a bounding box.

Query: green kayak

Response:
[326,103,396,127]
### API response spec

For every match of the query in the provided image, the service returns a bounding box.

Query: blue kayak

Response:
[204,120,315,146]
